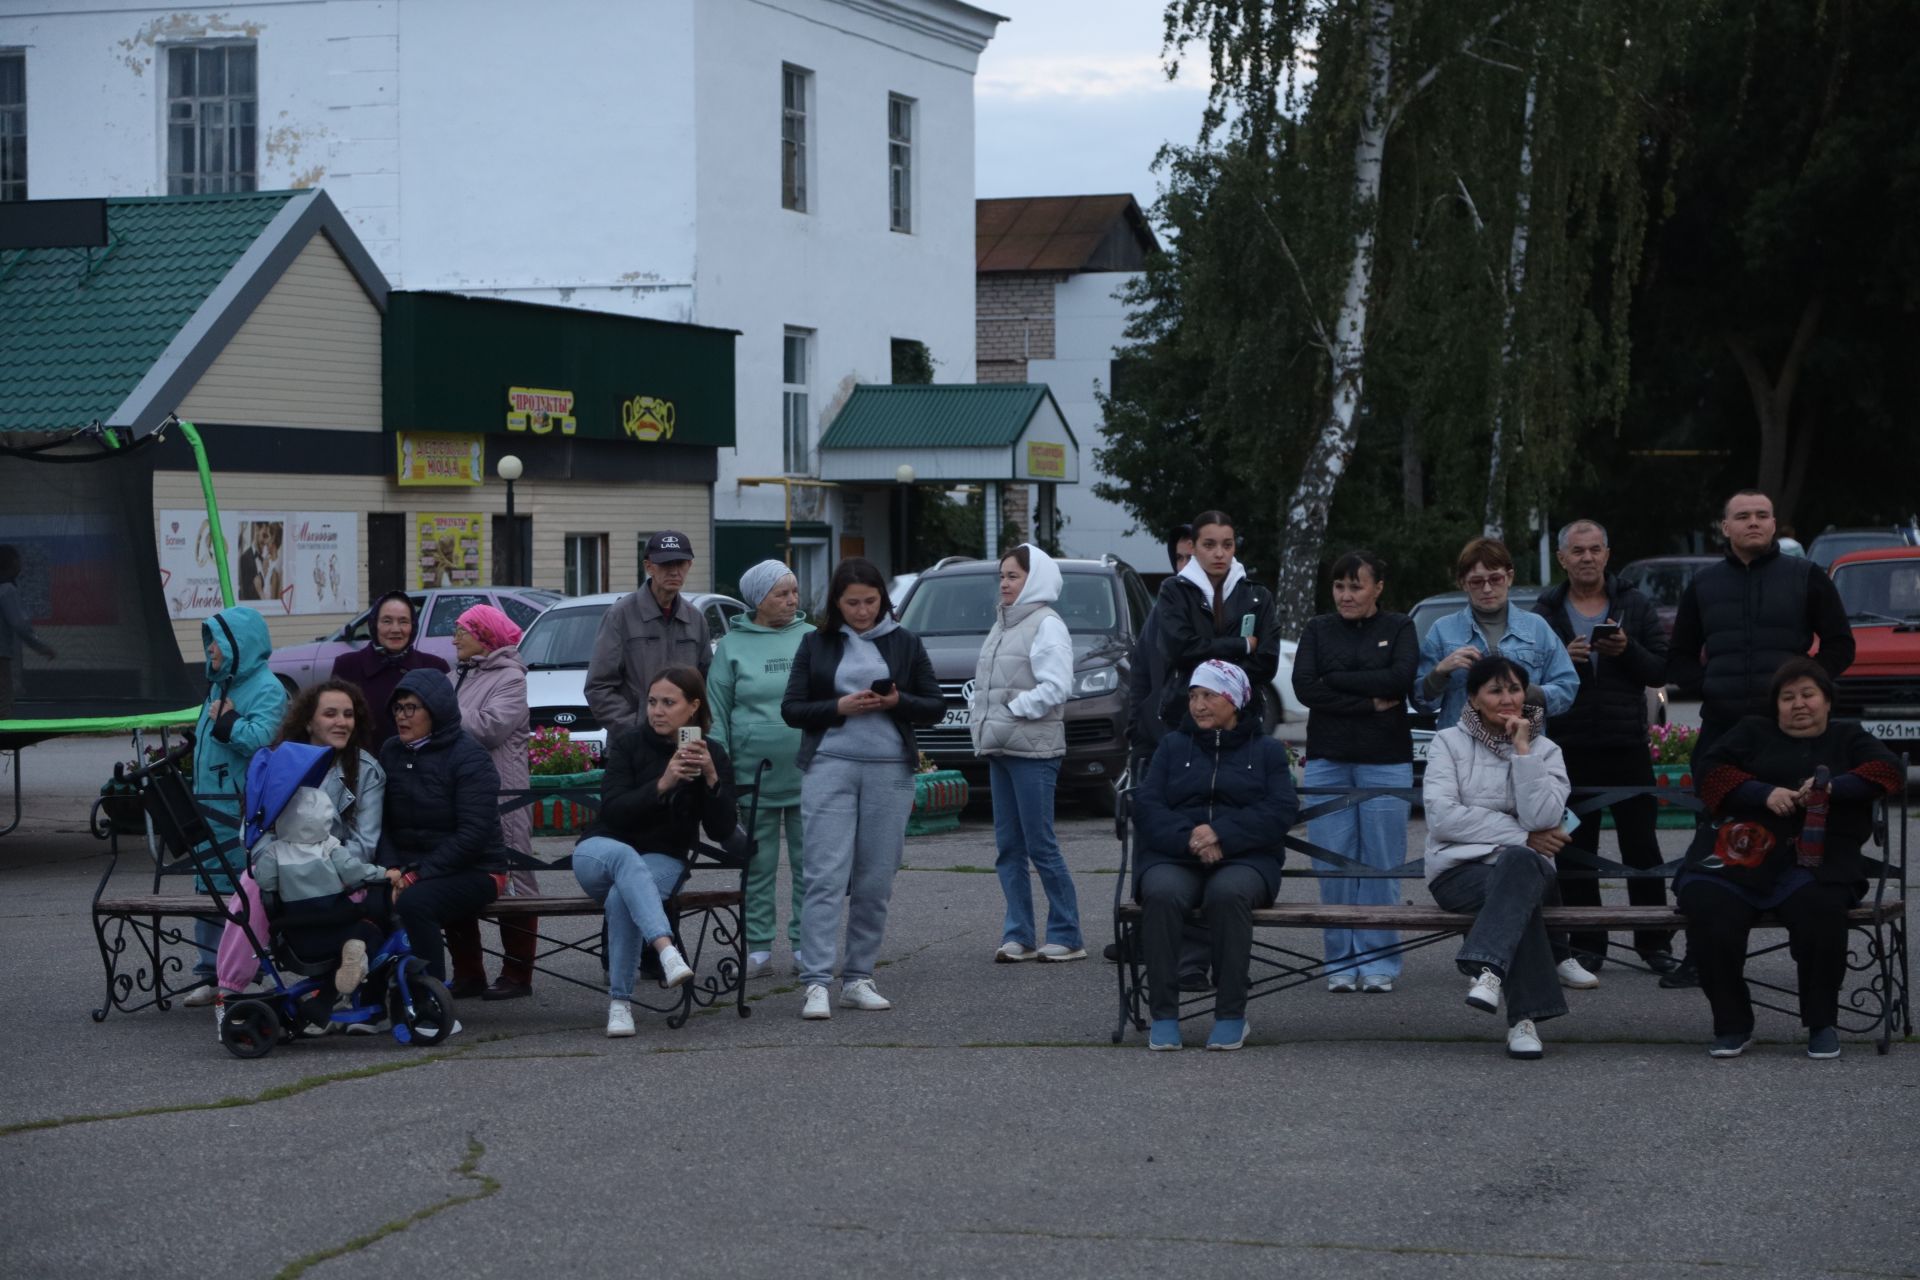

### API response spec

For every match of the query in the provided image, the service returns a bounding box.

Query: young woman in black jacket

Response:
[1291,550,1418,993]
[573,666,738,1038]
[781,558,941,1021]
[375,670,509,1009]
[1154,511,1280,729]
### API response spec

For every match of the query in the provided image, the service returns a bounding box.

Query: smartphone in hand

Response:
[1590,622,1623,642]
[869,678,896,696]
[678,726,702,747]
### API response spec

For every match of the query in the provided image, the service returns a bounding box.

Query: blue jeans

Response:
[990,755,1082,949]
[1303,758,1412,979]
[572,837,686,1001]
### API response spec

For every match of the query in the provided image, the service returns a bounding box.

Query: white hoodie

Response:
[1003,545,1074,719]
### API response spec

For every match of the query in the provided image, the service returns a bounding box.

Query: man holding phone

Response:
[1531,519,1675,976]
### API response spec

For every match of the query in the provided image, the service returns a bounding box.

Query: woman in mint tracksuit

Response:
[708,560,814,980]
[184,605,287,1003]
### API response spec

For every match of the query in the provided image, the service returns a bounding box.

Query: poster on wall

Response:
[396,431,485,486]
[158,510,360,619]
[417,513,484,588]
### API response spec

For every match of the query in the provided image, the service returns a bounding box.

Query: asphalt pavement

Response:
[1,732,1915,1279]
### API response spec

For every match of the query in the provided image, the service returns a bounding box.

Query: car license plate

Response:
[1411,738,1430,762]
[939,708,970,728]
[1860,719,1920,742]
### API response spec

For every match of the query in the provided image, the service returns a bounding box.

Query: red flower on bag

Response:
[1712,822,1776,869]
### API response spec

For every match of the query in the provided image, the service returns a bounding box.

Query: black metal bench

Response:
[1111,775,1911,1053]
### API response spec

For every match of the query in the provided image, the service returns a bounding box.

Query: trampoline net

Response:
[0,448,203,728]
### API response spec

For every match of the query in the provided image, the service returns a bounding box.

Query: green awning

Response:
[817,383,1078,484]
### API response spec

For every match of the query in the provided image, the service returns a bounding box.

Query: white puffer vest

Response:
[970,597,1067,759]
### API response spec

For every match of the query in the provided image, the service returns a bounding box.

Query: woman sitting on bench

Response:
[1132,660,1298,1052]
[1422,655,1581,1061]
[1680,658,1903,1061]
[572,666,738,1039]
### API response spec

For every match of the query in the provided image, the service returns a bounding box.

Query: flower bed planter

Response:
[529,769,603,837]
[1600,763,1696,830]
[906,770,969,837]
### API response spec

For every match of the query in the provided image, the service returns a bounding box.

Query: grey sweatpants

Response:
[798,754,915,989]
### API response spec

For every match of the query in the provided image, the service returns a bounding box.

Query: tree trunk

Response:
[1271,0,1394,639]
[1483,65,1539,541]
[1401,410,1425,511]
[1726,295,1823,525]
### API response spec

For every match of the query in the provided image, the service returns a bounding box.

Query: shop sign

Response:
[396,431,485,486]
[1026,440,1067,479]
[417,513,484,589]
[620,395,676,442]
[158,509,360,618]
[507,386,577,435]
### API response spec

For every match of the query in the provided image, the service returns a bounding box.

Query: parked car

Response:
[1827,546,1920,756]
[1807,524,1920,572]
[267,586,563,693]
[519,590,747,755]
[1615,555,1720,640]
[894,556,1152,813]
[1403,588,1667,772]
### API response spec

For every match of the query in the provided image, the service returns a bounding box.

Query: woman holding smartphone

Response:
[572,666,738,1038]
[782,558,943,1020]
[1421,655,1582,1060]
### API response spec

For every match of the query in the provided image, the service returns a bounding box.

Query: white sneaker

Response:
[1327,972,1359,993]
[335,939,369,995]
[180,983,218,1008]
[995,941,1039,963]
[606,1000,635,1038]
[1036,943,1088,963]
[1465,967,1503,1013]
[1360,975,1394,994]
[1507,1019,1544,1059]
[746,951,774,980]
[658,945,694,989]
[839,978,892,1011]
[1557,959,1600,990]
[801,984,832,1020]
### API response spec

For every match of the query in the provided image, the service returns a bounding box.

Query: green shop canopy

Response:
[817,383,1078,485]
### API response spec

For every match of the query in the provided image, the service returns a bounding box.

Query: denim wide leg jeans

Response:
[1303,757,1412,979]
[990,755,1082,950]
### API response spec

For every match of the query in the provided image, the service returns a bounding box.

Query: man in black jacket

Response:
[1532,519,1675,975]
[1667,490,1855,761]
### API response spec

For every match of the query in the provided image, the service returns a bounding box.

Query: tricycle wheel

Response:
[220,1000,281,1059]
[391,974,456,1048]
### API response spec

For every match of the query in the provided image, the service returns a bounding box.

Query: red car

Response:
[1828,546,1920,755]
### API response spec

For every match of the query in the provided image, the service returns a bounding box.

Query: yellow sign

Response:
[621,395,676,443]
[507,386,577,435]
[416,513,484,589]
[1026,440,1067,479]
[396,432,485,486]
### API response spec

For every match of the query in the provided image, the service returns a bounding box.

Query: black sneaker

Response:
[1807,1026,1841,1060]
[1707,1032,1751,1058]
[1658,957,1699,989]
[1640,949,1682,975]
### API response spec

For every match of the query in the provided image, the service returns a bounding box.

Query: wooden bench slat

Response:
[1113,899,1904,927]
[99,890,743,917]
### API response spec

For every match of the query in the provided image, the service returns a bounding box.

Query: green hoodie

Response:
[708,612,814,807]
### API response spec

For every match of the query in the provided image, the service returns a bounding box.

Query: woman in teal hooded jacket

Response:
[182,605,287,1003]
[708,560,814,980]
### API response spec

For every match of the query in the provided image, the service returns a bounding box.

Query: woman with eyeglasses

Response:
[374,670,510,1033]
[1414,537,1579,733]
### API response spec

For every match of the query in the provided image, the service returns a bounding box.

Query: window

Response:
[0,52,23,202]
[426,593,490,637]
[564,534,609,597]
[783,327,813,474]
[782,64,810,212]
[888,94,914,232]
[500,596,545,632]
[702,599,744,641]
[166,42,257,194]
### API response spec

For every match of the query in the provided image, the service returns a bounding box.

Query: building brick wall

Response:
[976,273,1063,384]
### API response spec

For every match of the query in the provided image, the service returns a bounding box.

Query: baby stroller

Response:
[123,738,457,1058]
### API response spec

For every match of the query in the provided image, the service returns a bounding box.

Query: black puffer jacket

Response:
[1531,575,1668,749]
[1155,571,1280,728]
[1667,546,1854,724]
[1292,610,1416,763]
[1132,714,1298,902]
[581,724,738,862]
[375,669,510,879]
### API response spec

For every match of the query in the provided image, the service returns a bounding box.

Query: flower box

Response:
[1600,762,1696,830]
[906,769,969,837]
[529,770,603,837]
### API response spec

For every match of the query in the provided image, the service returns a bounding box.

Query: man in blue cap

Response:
[585,530,711,734]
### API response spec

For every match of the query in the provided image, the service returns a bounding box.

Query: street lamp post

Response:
[497,454,523,585]
[895,463,915,576]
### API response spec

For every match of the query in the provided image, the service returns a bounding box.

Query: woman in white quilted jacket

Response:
[970,544,1084,964]
[1422,654,1590,1060]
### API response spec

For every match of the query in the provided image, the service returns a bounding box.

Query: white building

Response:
[0,0,1001,601]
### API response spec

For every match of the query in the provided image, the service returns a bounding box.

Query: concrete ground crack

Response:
[271,1133,500,1279]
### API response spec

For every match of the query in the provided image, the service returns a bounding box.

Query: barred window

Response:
[167,43,257,195]
[888,94,914,233]
[782,64,810,212]
[0,52,24,202]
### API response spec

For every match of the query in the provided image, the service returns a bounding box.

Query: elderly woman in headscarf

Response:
[332,591,450,746]
[444,603,537,1000]
[1131,659,1299,1052]
[708,559,816,979]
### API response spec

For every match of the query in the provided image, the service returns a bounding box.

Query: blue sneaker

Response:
[1206,1017,1249,1051]
[1148,1019,1182,1051]
[1807,1027,1841,1060]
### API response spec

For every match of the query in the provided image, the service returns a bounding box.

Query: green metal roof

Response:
[818,383,1072,450]
[0,191,301,434]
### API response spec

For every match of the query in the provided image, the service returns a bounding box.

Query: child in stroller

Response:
[251,783,391,1022]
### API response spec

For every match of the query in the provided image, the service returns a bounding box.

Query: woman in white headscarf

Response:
[708,560,816,979]
[969,544,1084,963]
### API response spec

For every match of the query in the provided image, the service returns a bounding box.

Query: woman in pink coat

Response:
[447,604,538,1000]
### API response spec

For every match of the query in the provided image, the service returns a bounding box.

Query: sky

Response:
[973,0,1213,214]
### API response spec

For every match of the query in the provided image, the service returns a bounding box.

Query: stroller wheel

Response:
[390,973,456,1048]
[220,1000,282,1059]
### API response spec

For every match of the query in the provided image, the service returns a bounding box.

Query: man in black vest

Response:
[1668,489,1855,762]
